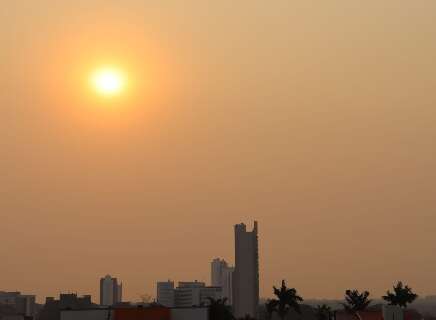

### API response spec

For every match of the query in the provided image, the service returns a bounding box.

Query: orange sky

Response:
[1,1,435,303]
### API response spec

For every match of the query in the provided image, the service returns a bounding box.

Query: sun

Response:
[91,67,126,96]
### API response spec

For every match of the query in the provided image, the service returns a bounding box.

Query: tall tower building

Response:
[211,258,234,305]
[232,221,259,318]
[100,275,122,306]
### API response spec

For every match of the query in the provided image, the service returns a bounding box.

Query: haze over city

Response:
[1,0,435,307]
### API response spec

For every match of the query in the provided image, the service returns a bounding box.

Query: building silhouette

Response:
[38,293,95,320]
[0,291,36,318]
[232,221,259,318]
[211,258,234,305]
[100,275,122,306]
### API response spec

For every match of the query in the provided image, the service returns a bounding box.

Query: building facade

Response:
[211,258,234,305]
[232,221,259,318]
[174,282,205,308]
[157,281,175,307]
[100,275,122,306]
[158,281,221,308]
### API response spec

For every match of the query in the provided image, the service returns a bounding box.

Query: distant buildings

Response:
[211,258,234,305]
[38,293,96,320]
[174,281,204,308]
[1,221,262,320]
[0,291,36,318]
[157,281,175,307]
[157,281,221,308]
[100,275,122,306]
[232,221,259,319]
[175,281,221,307]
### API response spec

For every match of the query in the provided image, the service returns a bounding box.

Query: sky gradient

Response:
[1,1,436,303]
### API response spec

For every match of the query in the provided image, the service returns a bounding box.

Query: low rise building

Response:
[38,293,96,320]
[174,281,221,307]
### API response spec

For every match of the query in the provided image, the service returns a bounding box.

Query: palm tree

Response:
[268,280,304,320]
[208,297,234,320]
[342,289,372,320]
[315,304,332,320]
[382,282,418,309]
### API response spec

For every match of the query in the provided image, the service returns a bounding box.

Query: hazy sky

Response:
[1,1,435,303]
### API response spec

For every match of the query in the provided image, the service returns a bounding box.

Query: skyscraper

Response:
[232,221,259,318]
[100,275,122,306]
[211,258,234,305]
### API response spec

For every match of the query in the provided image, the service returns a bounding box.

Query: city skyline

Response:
[2,220,432,307]
[1,217,436,304]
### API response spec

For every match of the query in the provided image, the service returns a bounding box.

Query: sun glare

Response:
[91,67,126,97]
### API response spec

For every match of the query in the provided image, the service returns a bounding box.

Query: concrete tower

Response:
[232,221,259,318]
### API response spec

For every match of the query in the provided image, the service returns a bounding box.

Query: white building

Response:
[158,281,221,308]
[157,281,175,307]
[211,258,234,305]
[232,221,259,318]
[99,275,122,306]
[175,282,204,307]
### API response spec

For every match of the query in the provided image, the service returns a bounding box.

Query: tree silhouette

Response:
[268,280,304,320]
[342,289,372,320]
[315,304,332,320]
[208,297,234,320]
[382,282,418,309]
[265,299,276,320]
